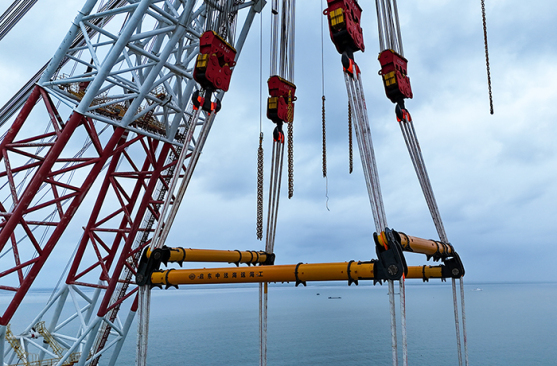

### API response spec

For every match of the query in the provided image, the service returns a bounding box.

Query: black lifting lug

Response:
[262,253,276,266]
[441,252,465,279]
[136,246,171,286]
[373,228,408,283]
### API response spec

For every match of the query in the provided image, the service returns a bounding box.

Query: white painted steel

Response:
[2,2,267,366]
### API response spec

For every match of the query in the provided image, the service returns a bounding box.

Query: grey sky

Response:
[0,0,556,287]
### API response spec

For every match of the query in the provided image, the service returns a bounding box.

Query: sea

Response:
[4,282,557,365]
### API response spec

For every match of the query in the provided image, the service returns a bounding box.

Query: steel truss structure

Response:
[0,1,264,365]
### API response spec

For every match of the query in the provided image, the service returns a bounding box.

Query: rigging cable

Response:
[481,0,494,114]
[257,8,264,240]
[320,0,330,211]
[344,60,400,365]
[0,0,38,42]
[257,9,267,365]
[260,2,297,364]
[320,0,327,179]
[374,1,469,364]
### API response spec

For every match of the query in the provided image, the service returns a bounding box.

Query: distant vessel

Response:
[328,296,342,299]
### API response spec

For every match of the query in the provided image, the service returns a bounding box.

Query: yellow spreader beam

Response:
[398,232,455,259]
[150,262,446,287]
[146,247,272,265]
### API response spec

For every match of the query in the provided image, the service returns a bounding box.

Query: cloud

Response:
[1,0,556,289]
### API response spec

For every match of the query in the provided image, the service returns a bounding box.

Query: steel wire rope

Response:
[0,0,38,41]
[397,115,468,366]
[257,11,266,362]
[320,0,330,211]
[481,0,494,114]
[373,0,474,362]
[257,9,264,240]
[261,3,296,363]
[346,62,402,366]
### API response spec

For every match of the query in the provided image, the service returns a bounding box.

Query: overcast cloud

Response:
[0,0,556,286]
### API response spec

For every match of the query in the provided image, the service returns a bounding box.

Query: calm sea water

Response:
[125,282,556,365]
[4,282,557,365]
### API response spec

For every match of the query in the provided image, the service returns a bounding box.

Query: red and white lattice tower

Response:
[0,1,265,365]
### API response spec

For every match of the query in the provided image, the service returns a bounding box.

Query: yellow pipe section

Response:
[150,262,446,287]
[146,247,270,265]
[398,232,454,258]
[406,265,443,279]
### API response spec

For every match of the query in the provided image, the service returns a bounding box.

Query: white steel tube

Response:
[75,1,148,114]
[108,306,137,366]
[120,2,194,127]
[0,325,5,366]
[38,0,99,84]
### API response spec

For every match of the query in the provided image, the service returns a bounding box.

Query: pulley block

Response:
[193,31,237,92]
[378,49,413,104]
[324,0,365,56]
[267,75,296,124]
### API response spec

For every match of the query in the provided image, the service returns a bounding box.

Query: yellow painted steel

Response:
[146,247,270,265]
[398,232,454,258]
[406,265,443,279]
[150,262,447,287]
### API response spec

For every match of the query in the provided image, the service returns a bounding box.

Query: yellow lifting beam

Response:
[398,232,455,259]
[146,247,272,265]
[150,261,447,287]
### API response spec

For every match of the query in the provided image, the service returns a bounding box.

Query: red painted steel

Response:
[324,0,365,54]
[193,31,237,91]
[0,86,128,325]
[267,75,296,123]
[378,49,413,104]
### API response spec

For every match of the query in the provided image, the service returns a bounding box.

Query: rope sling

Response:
[259,1,296,364]
[375,1,468,364]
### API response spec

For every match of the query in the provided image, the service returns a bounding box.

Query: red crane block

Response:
[267,75,296,124]
[378,49,413,104]
[193,31,237,91]
[324,0,365,54]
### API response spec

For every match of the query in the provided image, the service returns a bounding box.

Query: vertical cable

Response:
[257,11,264,240]
[320,0,329,211]
[388,280,398,366]
[481,0,494,114]
[452,278,463,366]
[460,278,469,366]
[400,278,408,366]
[392,0,404,56]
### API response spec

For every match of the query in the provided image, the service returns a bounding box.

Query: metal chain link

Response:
[348,100,353,174]
[257,132,264,240]
[287,91,294,199]
[287,120,293,199]
[322,95,327,178]
[481,0,494,115]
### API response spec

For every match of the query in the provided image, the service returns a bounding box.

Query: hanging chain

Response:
[287,121,294,199]
[348,100,353,174]
[257,132,264,240]
[322,95,327,178]
[481,0,494,115]
[287,91,294,199]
